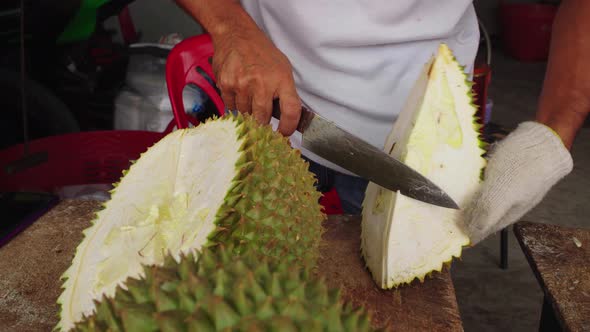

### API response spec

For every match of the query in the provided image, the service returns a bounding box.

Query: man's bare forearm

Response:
[174,0,253,37]
[536,0,590,149]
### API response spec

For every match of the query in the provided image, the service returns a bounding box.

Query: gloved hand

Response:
[464,121,574,245]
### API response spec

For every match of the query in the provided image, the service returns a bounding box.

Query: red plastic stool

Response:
[165,34,225,130]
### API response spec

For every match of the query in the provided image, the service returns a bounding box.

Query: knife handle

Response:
[271,99,314,133]
[271,99,283,120]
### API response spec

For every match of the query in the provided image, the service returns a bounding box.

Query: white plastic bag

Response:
[114,34,212,132]
[115,88,181,132]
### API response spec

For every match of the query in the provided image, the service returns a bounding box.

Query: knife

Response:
[271,101,459,210]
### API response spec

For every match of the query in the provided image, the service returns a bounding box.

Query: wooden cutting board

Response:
[0,200,463,331]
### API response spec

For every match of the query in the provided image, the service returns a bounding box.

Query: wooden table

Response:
[0,200,463,332]
[514,221,590,332]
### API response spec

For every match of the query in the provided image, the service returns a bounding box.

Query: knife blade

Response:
[271,102,459,210]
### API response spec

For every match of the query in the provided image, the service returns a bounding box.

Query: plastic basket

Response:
[0,130,165,193]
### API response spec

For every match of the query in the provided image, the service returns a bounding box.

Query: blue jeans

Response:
[305,157,369,215]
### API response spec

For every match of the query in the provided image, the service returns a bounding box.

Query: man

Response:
[174,0,589,244]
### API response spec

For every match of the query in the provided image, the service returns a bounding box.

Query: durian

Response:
[69,245,372,332]
[361,44,487,288]
[56,114,327,331]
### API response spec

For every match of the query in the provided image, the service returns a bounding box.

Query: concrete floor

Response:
[452,50,590,331]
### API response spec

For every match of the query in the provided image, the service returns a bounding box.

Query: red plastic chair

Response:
[165,34,225,130]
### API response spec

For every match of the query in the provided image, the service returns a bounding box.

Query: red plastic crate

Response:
[0,131,165,192]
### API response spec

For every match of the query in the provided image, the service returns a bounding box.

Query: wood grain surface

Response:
[0,200,97,332]
[0,200,463,331]
[514,221,590,332]
[318,215,463,331]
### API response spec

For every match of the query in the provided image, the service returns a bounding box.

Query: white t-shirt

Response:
[239,1,480,174]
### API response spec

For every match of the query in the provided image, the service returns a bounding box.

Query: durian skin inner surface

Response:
[361,44,486,289]
[58,119,244,330]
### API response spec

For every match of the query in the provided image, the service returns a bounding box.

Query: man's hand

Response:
[463,122,573,245]
[174,0,302,136]
[211,20,302,135]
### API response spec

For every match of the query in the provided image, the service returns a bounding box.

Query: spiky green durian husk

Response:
[207,114,325,265]
[57,114,326,331]
[71,245,372,332]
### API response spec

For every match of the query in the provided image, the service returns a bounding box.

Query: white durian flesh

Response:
[57,118,246,330]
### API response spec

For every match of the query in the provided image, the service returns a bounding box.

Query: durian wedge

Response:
[56,114,325,331]
[361,44,487,288]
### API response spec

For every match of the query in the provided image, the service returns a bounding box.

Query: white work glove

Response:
[464,121,574,245]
